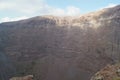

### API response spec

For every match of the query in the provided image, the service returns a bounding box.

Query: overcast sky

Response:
[0,0,120,22]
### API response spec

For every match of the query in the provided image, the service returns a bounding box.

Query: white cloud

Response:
[104,3,118,8]
[0,0,80,16]
[66,6,80,16]
[0,0,47,14]
[47,6,80,16]
[0,0,81,22]
[0,16,28,23]
[100,3,118,10]
[105,3,118,8]
[0,2,14,10]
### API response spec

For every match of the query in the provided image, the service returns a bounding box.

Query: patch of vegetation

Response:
[113,77,120,80]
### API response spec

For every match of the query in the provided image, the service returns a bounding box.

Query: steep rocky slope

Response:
[91,64,120,80]
[0,5,120,80]
[0,52,15,80]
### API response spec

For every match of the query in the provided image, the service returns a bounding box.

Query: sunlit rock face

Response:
[9,75,33,80]
[91,64,120,80]
[0,5,120,80]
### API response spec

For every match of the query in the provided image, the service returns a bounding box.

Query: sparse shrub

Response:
[113,77,120,80]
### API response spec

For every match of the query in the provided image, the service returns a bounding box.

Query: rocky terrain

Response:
[91,63,120,80]
[0,5,120,80]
